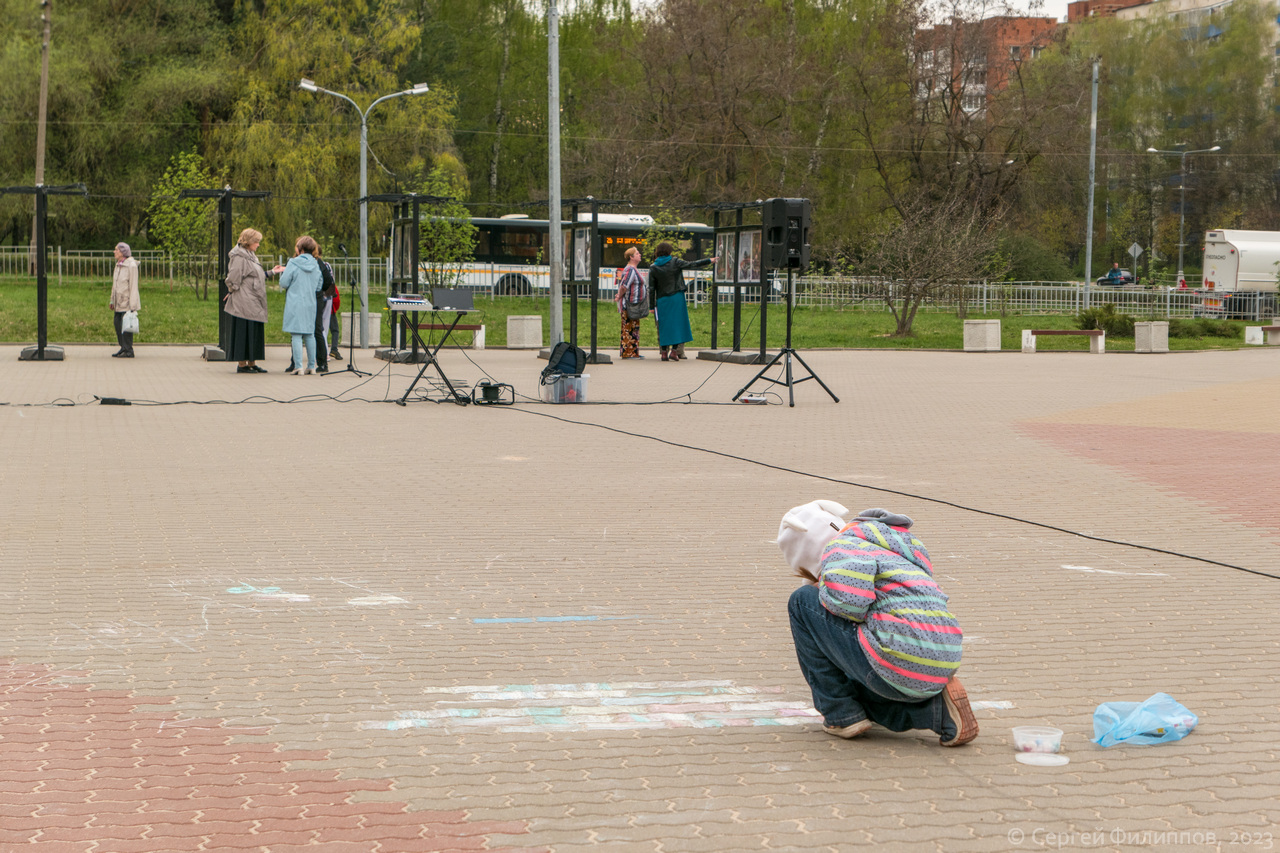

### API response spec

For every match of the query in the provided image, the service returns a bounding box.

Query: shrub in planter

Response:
[1076,303,1135,337]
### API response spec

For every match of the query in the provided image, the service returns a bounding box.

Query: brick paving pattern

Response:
[0,344,1277,852]
[0,661,540,852]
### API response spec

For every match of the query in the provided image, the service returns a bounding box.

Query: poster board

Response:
[714,232,735,282]
[737,229,761,283]
[573,227,591,280]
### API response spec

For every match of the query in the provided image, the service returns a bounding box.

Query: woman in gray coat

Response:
[225,228,283,373]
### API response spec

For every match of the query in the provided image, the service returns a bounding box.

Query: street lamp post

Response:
[1146,144,1219,287]
[299,78,430,347]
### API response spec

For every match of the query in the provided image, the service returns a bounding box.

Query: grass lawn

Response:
[0,277,1249,352]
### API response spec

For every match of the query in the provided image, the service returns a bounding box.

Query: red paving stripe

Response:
[0,660,547,852]
[1020,422,1280,542]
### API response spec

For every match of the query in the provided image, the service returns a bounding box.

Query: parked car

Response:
[1096,268,1136,286]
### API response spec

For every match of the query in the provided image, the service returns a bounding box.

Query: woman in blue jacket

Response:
[279,235,323,374]
[646,241,716,361]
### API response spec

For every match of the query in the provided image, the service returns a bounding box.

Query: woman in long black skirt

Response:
[224,228,281,373]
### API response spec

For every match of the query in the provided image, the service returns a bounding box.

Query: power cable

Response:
[13,350,1265,579]
[498,406,1280,581]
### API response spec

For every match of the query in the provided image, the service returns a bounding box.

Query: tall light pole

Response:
[1146,144,1219,287]
[547,0,564,345]
[300,78,430,347]
[1084,57,1099,310]
[30,0,52,275]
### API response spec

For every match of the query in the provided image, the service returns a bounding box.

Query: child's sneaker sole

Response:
[823,719,872,739]
[940,677,979,747]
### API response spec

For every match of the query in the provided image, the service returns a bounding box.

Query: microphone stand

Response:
[325,244,371,378]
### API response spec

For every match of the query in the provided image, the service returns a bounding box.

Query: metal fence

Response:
[0,247,360,289]
[786,278,1210,317]
[1,248,1273,320]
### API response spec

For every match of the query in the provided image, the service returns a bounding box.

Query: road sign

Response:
[1128,243,1143,260]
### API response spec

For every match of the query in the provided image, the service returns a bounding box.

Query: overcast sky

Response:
[1019,0,1070,22]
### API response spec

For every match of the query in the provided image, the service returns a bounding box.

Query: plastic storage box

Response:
[541,374,589,403]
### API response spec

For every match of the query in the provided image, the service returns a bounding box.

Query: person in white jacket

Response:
[109,242,140,358]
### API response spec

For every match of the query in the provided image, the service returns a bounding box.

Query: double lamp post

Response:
[1146,144,1219,288]
[299,78,430,347]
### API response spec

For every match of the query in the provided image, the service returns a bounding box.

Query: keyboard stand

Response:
[395,308,471,407]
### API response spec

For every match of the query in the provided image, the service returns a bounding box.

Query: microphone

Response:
[338,243,349,257]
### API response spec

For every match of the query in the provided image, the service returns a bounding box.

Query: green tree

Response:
[1048,2,1280,276]
[638,205,692,260]
[418,157,477,290]
[0,0,231,246]
[146,149,224,299]
[412,0,548,212]
[216,0,461,247]
[848,189,1009,336]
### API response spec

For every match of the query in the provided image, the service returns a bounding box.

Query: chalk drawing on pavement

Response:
[358,680,823,733]
[226,584,312,603]
[347,594,408,606]
[971,700,1015,710]
[472,615,645,624]
[1061,564,1169,577]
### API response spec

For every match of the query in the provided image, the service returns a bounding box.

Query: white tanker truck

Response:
[1199,229,1280,318]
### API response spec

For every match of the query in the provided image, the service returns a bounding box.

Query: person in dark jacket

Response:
[646,241,716,361]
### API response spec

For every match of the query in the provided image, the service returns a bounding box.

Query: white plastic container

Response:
[540,374,589,404]
[1012,726,1063,754]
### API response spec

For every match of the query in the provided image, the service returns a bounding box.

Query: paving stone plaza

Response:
[1,343,1277,852]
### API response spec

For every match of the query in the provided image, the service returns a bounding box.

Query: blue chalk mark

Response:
[473,615,644,624]
[227,584,281,595]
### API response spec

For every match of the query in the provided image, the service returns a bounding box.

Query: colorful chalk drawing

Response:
[359,680,823,733]
[226,584,311,603]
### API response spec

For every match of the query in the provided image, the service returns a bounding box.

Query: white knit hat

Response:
[776,500,850,573]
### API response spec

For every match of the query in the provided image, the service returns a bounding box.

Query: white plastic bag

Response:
[121,310,139,335]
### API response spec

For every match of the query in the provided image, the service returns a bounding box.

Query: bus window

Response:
[499,227,542,261]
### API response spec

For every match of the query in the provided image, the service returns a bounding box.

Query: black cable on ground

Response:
[9,358,1272,578]
[502,406,1279,581]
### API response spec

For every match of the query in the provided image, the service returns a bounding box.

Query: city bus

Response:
[458,213,715,296]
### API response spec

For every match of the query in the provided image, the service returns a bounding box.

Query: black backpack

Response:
[540,341,587,385]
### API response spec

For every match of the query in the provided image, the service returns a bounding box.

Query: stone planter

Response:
[1134,321,1168,353]
[507,315,543,349]
[963,319,1001,352]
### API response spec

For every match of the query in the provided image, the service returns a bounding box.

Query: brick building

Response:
[915,16,1061,114]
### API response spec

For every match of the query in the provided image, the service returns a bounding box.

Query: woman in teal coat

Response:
[279,235,323,374]
[646,241,716,361]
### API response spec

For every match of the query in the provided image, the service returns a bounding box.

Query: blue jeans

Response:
[290,333,316,371]
[789,585,951,736]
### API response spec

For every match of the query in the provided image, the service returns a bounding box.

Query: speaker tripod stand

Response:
[732,268,839,407]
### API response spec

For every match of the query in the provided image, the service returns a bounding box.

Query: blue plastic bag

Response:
[1093,692,1198,748]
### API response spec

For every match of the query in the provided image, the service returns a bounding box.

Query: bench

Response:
[1022,329,1105,354]
[1264,325,1280,346]
[415,323,486,350]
